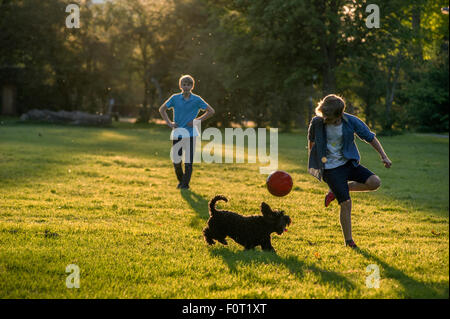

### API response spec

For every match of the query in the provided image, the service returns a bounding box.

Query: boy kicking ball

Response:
[307,94,392,249]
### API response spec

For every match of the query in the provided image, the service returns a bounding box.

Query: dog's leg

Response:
[261,237,275,253]
[203,227,215,245]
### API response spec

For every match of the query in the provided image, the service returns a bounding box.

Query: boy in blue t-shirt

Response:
[159,75,215,189]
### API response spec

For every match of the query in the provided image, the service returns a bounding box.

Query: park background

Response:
[0,0,448,299]
[0,0,448,133]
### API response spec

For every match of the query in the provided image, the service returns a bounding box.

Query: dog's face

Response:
[261,202,291,235]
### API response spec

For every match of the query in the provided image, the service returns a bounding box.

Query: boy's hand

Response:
[187,120,195,127]
[168,122,178,129]
[369,138,392,168]
[381,156,392,168]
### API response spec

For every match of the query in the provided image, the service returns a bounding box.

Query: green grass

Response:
[0,119,448,298]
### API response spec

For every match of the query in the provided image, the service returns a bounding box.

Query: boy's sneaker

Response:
[324,191,336,207]
[345,239,358,249]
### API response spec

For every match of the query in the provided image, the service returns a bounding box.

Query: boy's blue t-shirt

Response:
[165,93,208,138]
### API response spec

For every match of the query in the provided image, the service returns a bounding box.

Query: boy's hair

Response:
[315,94,346,118]
[179,75,195,89]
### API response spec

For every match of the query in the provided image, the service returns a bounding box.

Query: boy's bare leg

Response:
[348,175,381,192]
[335,176,380,246]
[339,199,353,241]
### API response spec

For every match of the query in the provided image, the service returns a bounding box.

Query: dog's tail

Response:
[209,195,228,216]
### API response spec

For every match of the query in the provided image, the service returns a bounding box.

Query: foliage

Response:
[0,0,448,132]
[400,57,449,132]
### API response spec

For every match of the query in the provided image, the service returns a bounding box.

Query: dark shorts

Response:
[323,161,375,204]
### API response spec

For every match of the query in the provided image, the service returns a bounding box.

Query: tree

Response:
[107,0,184,123]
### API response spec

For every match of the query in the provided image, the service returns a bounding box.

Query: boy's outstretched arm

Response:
[369,137,392,168]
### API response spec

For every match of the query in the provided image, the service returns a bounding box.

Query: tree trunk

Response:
[317,0,339,95]
[151,77,162,105]
[412,6,423,62]
[137,66,152,123]
[384,55,402,131]
[322,63,336,95]
[137,35,151,123]
[308,96,314,122]
[363,97,374,129]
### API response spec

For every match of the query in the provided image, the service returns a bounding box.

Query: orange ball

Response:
[266,170,293,197]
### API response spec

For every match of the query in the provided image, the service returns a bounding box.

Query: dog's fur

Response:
[203,195,291,252]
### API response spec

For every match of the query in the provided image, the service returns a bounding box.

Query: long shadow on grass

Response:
[180,190,209,219]
[356,248,449,298]
[180,190,210,232]
[210,247,355,291]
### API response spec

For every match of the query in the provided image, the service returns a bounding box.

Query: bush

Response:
[402,57,449,133]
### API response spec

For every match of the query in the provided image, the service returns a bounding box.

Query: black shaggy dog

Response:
[203,195,291,252]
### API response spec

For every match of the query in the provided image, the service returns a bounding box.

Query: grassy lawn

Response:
[0,119,448,299]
